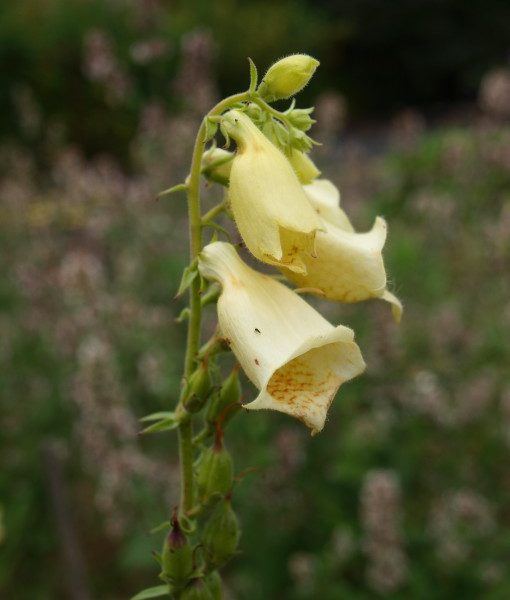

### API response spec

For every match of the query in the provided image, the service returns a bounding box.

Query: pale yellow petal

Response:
[303,179,354,231]
[283,179,403,320]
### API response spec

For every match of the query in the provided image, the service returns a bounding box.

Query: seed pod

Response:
[180,578,214,600]
[161,512,193,584]
[205,368,241,426]
[258,54,319,101]
[183,360,213,413]
[205,571,223,600]
[195,438,234,502]
[202,498,240,567]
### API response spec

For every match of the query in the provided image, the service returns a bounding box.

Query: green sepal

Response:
[204,118,219,142]
[195,442,234,503]
[202,498,240,568]
[205,571,222,600]
[248,57,258,93]
[205,369,241,426]
[180,579,214,600]
[131,585,171,600]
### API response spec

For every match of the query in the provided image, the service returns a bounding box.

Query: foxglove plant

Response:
[133,55,401,600]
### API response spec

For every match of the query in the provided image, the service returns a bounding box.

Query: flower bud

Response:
[205,367,242,426]
[202,148,234,185]
[161,513,193,584]
[183,360,213,413]
[195,438,234,502]
[287,107,315,131]
[258,54,319,101]
[202,498,240,567]
[288,150,321,184]
[180,578,214,600]
[205,571,222,600]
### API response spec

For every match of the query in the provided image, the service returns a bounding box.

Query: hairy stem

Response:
[178,91,250,515]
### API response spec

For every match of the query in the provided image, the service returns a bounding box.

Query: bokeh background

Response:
[1,1,510,598]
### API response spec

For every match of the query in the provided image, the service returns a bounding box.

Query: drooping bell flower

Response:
[198,242,365,434]
[221,110,323,274]
[281,179,403,321]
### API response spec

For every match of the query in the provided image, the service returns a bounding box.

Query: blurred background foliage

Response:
[1,0,510,598]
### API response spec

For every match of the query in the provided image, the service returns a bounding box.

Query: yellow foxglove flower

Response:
[198,242,365,435]
[258,54,320,101]
[221,110,324,274]
[281,179,403,321]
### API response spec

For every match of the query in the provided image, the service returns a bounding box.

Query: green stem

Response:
[202,201,227,224]
[178,91,250,515]
[251,96,292,127]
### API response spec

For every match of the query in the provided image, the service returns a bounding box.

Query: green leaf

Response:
[140,417,180,435]
[131,584,170,600]
[158,183,188,198]
[248,57,258,93]
[150,520,171,535]
[140,411,176,423]
[176,307,190,322]
[176,261,198,297]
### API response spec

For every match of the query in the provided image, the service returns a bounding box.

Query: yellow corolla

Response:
[281,179,403,321]
[198,242,365,435]
[221,110,323,274]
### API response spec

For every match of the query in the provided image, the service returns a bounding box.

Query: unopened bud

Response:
[180,578,214,600]
[195,438,234,502]
[183,360,213,413]
[287,107,315,131]
[206,367,242,426]
[258,54,319,102]
[202,497,240,567]
[161,512,193,584]
[202,148,234,185]
[288,149,321,184]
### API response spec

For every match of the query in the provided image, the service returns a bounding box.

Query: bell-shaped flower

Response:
[221,110,324,274]
[281,179,403,321]
[198,242,365,435]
